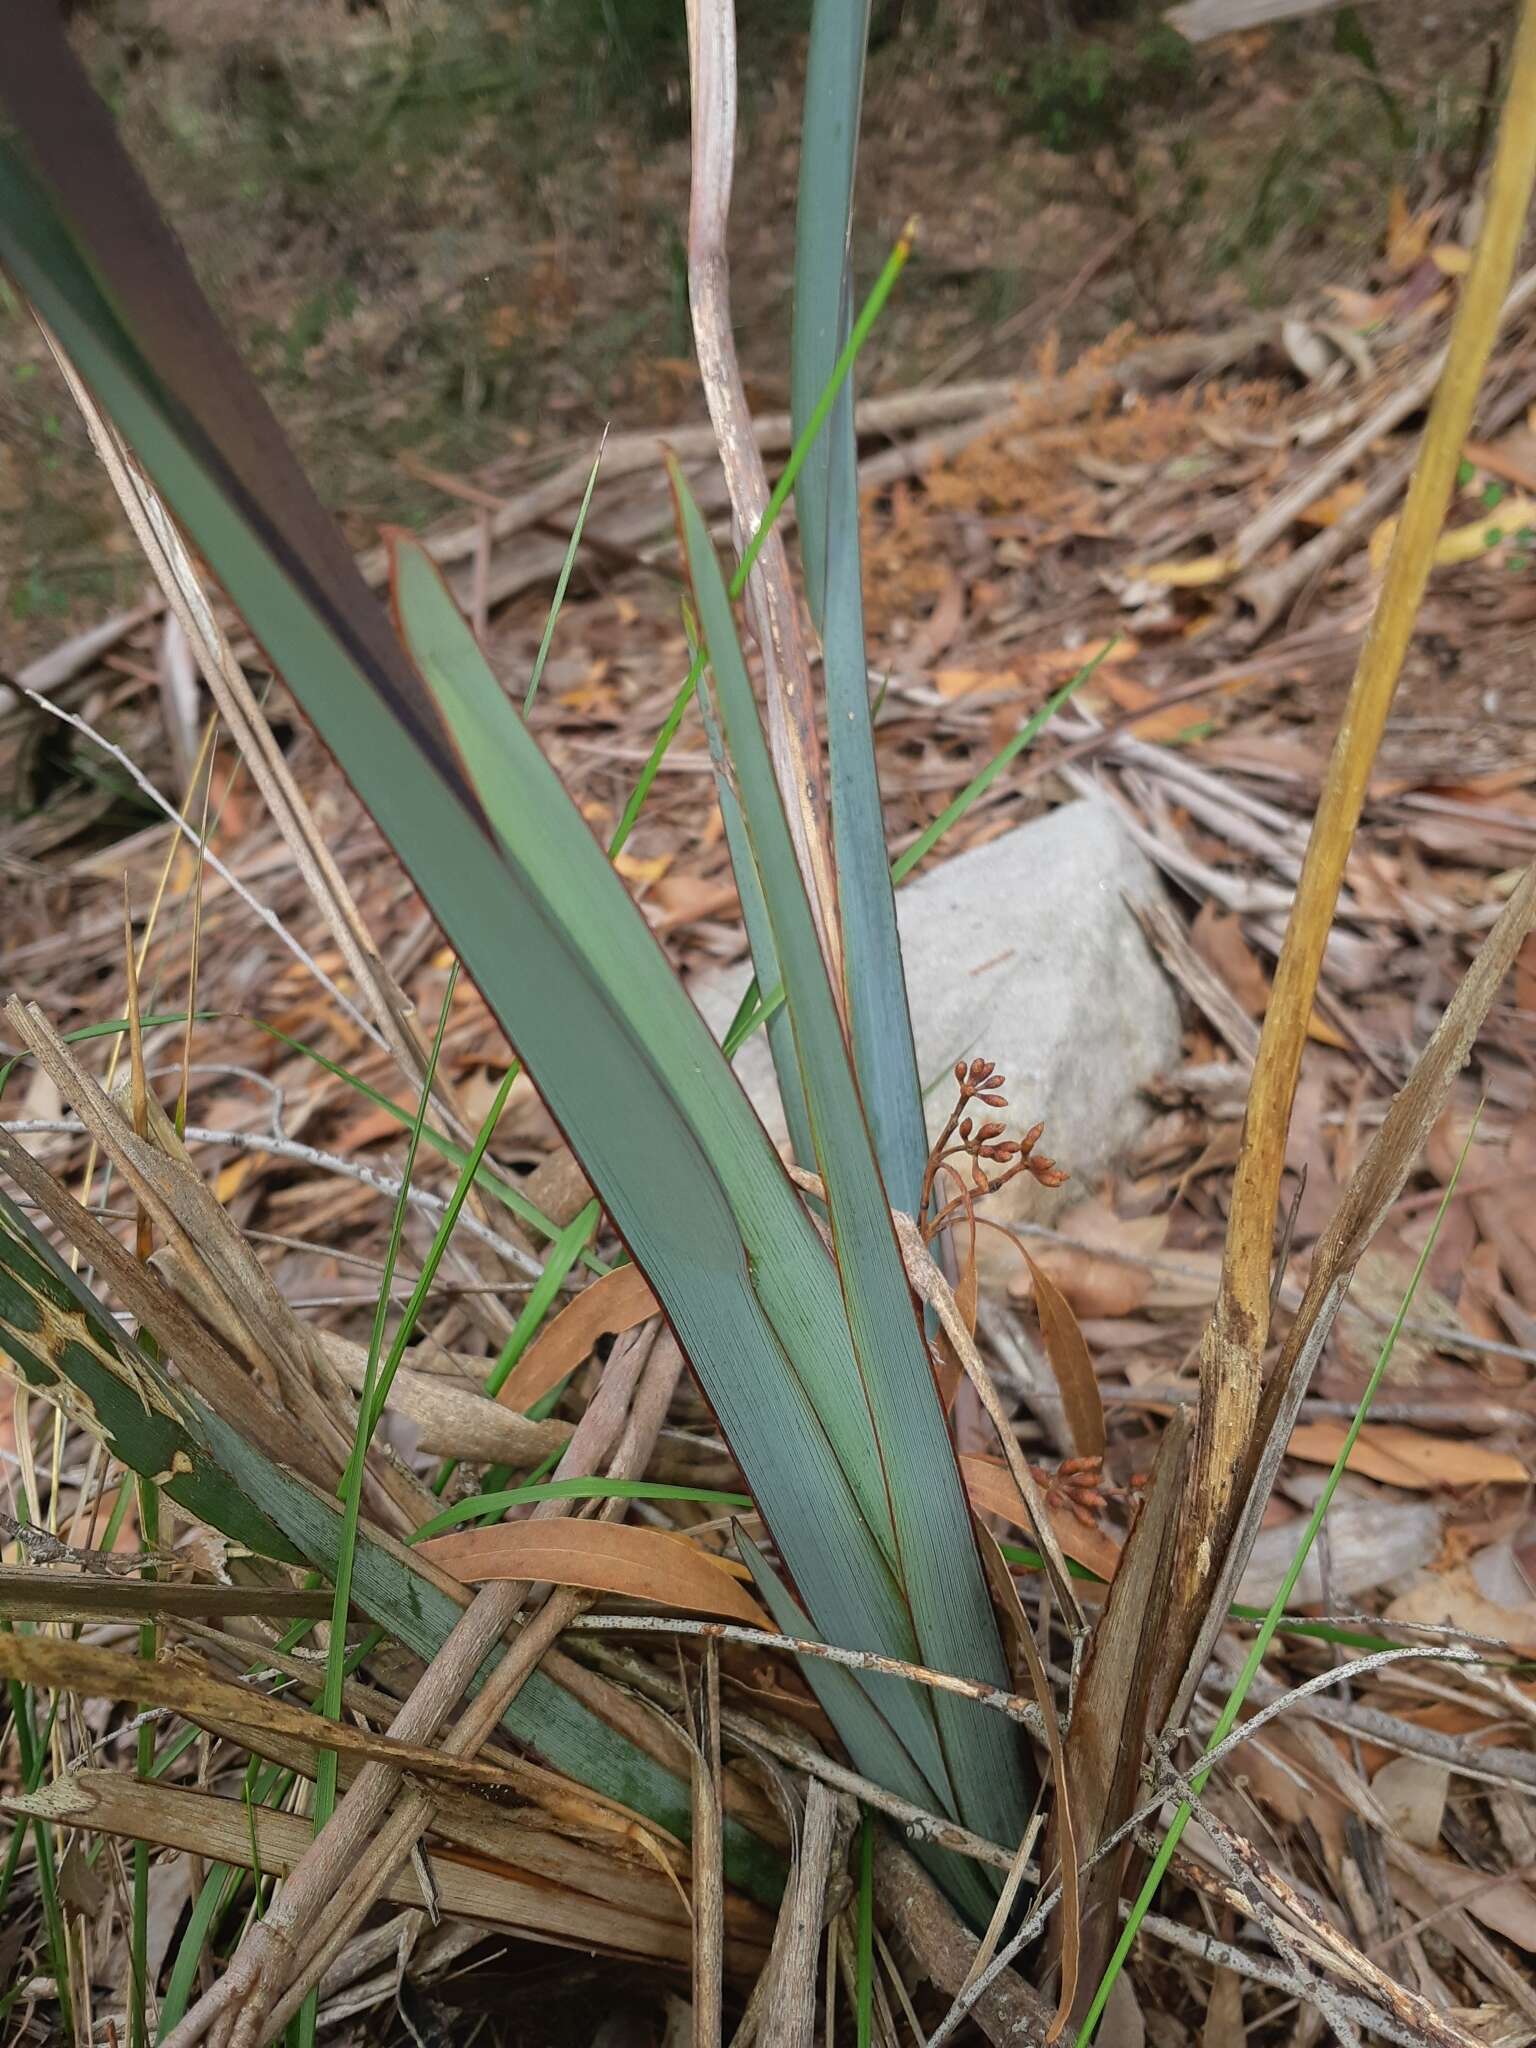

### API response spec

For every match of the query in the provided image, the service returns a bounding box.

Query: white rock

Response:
[689,797,1182,1252]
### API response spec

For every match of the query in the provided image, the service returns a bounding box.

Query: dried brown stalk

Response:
[1168,0,1536,1711]
[684,0,842,987]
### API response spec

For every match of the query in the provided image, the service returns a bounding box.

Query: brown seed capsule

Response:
[980,1092,1008,1108]
[976,1120,1005,1141]
[954,1059,968,1084]
[959,1117,973,1140]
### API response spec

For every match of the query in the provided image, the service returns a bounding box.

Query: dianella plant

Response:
[0,0,1034,1928]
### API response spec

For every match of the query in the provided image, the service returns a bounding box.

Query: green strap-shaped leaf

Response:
[674,467,1032,1853]
[691,645,816,1173]
[737,1530,998,1926]
[0,17,1031,1895]
[792,0,927,1218]
[390,539,952,1794]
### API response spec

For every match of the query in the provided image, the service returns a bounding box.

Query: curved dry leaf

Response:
[1286,1421,1527,1490]
[1023,1253,1106,1458]
[961,1454,1123,1583]
[975,1525,1078,2043]
[418,1519,771,1627]
[496,1263,658,1412]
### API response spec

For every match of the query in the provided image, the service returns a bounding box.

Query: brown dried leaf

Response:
[496,1264,659,1412]
[1286,1421,1527,1490]
[1054,1409,1189,2032]
[1189,903,1272,1016]
[1023,1253,1106,1458]
[418,1520,771,1626]
[1009,1245,1149,1321]
[976,1525,1078,2044]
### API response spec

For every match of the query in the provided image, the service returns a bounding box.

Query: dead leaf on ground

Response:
[1285,1421,1527,1490]
[1387,1560,1536,1653]
[1371,1754,1449,1850]
[1190,902,1271,1015]
[496,1263,658,1411]
[418,1519,771,1626]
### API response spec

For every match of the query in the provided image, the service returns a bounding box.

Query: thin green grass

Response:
[307,969,458,1958]
[889,645,1113,886]
[525,435,605,714]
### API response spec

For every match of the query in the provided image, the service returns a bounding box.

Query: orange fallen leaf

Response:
[961,1454,1123,1582]
[1298,479,1366,529]
[1385,187,1431,272]
[1008,1241,1150,1321]
[1097,669,1213,743]
[1287,1421,1527,1491]
[496,1264,658,1412]
[419,1520,771,1626]
[645,874,739,931]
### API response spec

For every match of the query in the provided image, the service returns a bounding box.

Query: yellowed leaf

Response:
[1286,1421,1527,1490]
[613,850,672,885]
[1386,187,1431,272]
[1434,493,1536,566]
[1127,554,1233,589]
[418,1520,771,1626]
[213,1158,254,1203]
[1298,479,1366,529]
[496,1264,658,1412]
[1430,242,1471,276]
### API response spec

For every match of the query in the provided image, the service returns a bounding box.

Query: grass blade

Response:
[525,433,605,714]
[310,966,457,1934]
[0,1175,782,1903]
